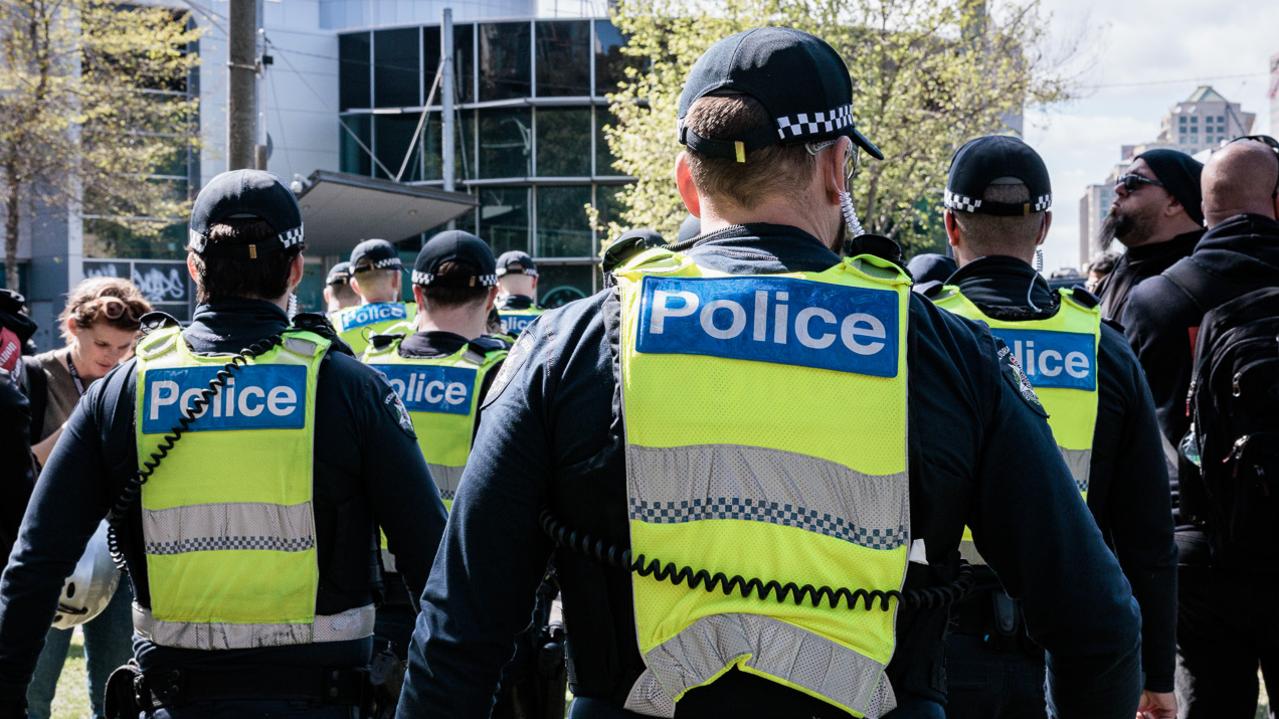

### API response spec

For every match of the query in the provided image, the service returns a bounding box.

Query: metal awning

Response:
[294,170,478,255]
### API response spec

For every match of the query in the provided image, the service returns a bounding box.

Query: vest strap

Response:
[133,603,375,650]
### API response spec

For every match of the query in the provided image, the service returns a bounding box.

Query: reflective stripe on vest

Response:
[497,306,543,337]
[133,327,371,649]
[330,302,416,356]
[363,336,505,511]
[615,250,912,719]
[931,287,1101,563]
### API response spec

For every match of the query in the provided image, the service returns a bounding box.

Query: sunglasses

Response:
[1114,174,1163,193]
[806,139,862,185]
[1229,135,1279,197]
[97,297,141,323]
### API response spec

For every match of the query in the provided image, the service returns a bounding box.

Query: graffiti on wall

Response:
[84,261,190,304]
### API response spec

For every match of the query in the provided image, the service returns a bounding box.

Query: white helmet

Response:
[52,522,121,629]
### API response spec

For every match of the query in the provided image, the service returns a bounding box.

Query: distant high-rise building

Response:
[1121,85,1255,159]
[1270,52,1279,136]
[1078,164,1125,266]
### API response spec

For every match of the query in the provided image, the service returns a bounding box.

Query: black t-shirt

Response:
[1097,230,1201,323]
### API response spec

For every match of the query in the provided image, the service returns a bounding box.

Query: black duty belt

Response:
[134,664,371,710]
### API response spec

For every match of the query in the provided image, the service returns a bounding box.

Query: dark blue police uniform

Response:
[396,225,1142,719]
[0,299,446,717]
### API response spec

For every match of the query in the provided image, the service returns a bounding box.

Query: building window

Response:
[423,26,440,100]
[454,24,475,104]
[374,113,421,180]
[595,184,626,227]
[594,20,639,97]
[1179,116,1187,125]
[374,28,420,108]
[422,109,476,182]
[339,32,370,110]
[537,107,592,177]
[339,114,371,175]
[537,264,596,307]
[478,186,530,255]
[595,107,621,176]
[479,22,531,101]
[537,185,593,257]
[478,107,532,178]
[535,21,590,97]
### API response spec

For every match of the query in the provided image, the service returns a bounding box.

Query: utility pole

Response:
[442,8,456,193]
[227,0,258,171]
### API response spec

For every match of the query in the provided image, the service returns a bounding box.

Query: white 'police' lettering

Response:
[991,328,1097,391]
[637,275,899,377]
[142,365,308,433]
[342,302,408,331]
[370,364,477,416]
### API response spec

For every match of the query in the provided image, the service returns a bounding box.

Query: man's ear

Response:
[288,253,306,290]
[186,253,200,283]
[943,210,962,249]
[821,137,852,205]
[350,274,363,298]
[675,152,701,217]
[485,286,499,312]
[1036,211,1053,246]
[412,284,426,309]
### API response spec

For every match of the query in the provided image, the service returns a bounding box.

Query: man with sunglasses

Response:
[396,28,1141,719]
[1094,149,1205,322]
[1122,137,1279,719]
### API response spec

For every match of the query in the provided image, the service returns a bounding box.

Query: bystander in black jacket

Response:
[0,368,33,564]
[1122,215,1279,472]
[0,299,446,710]
[941,255,1178,692]
[1098,229,1202,323]
[396,225,1143,719]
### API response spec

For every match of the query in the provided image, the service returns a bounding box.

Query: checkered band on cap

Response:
[280,225,304,249]
[188,224,304,252]
[413,270,498,287]
[1032,194,1052,212]
[369,257,400,269]
[775,104,853,141]
[943,189,982,213]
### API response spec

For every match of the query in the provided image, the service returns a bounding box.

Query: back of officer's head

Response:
[674,29,883,235]
[348,239,403,302]
[186,170,305,304]
[412,231,498,316]
[943,136,1052,265]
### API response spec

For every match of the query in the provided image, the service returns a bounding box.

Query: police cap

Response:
[188,170,305,259]
[944,135,1052,216]
[412,231,497,288]
[349,239,404,274]
[677,27,883,163]
[325,261,352,286]
[495,250,538,278]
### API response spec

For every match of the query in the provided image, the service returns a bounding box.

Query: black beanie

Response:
[1135,149,1205,226]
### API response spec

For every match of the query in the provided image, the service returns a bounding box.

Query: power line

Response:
[1082,72,1265,90]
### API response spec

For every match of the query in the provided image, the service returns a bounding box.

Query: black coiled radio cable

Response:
[105,333,284,569]
[540,508,973,612]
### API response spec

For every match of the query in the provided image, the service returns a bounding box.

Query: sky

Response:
[540,0,1278,270]
[1017,0,1278,270]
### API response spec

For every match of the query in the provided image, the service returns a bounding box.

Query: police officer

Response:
[396,28,1141,719]
[925,136,1178,719]
[0,170,446,718]
[324,261,359,313]
[493,250,543,338]
[332,239,416,355]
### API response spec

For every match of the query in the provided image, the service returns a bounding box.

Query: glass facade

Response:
[338,19,632,301]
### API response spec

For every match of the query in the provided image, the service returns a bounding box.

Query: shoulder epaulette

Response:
[1069,286,1100,309]
[844,234,905,269]
[368,331,406,351]
[138,311,181,335]
[470,334,512,354]
[292,312,354,356]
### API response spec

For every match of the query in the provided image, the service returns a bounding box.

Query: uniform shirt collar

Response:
[670,223,840,274]
[945,255,1059,320]
[400,330,470,358]
[185,299,289,353]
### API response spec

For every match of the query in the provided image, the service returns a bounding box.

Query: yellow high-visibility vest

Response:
[133,326,374,649]
[329,301,417,355]
[615,248,912,718]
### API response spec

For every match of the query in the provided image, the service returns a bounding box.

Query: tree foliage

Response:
[0,0,200,289]
[601,0,1074,253]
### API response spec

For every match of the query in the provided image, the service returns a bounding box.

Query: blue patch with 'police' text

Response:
[499,313,537,337]
[988,328,1096,391]
[340,302,407,332]
[636,275,899,377]
[142,365,307,433]
[370,364,476,416]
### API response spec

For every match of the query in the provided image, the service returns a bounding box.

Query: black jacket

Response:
[0,300,447,709]
[1122,215,1279,456]
[940,255,1178,692]
[397,225,1142,718]
[0,368,33,565]
[1097,230,1201,323]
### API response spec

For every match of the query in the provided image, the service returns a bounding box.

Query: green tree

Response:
[0,0,199,290]
[601,0,1074,253]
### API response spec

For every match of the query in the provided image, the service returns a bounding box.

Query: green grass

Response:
[50,631,90,719]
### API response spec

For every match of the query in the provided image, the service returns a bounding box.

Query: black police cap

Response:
[944,135,1052,216]
[349,239,404,273]
[188,170,304,259]
[495,250,538,278]
[677,27,883,164]
[412,231,497,288]
[325,261,352,286]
